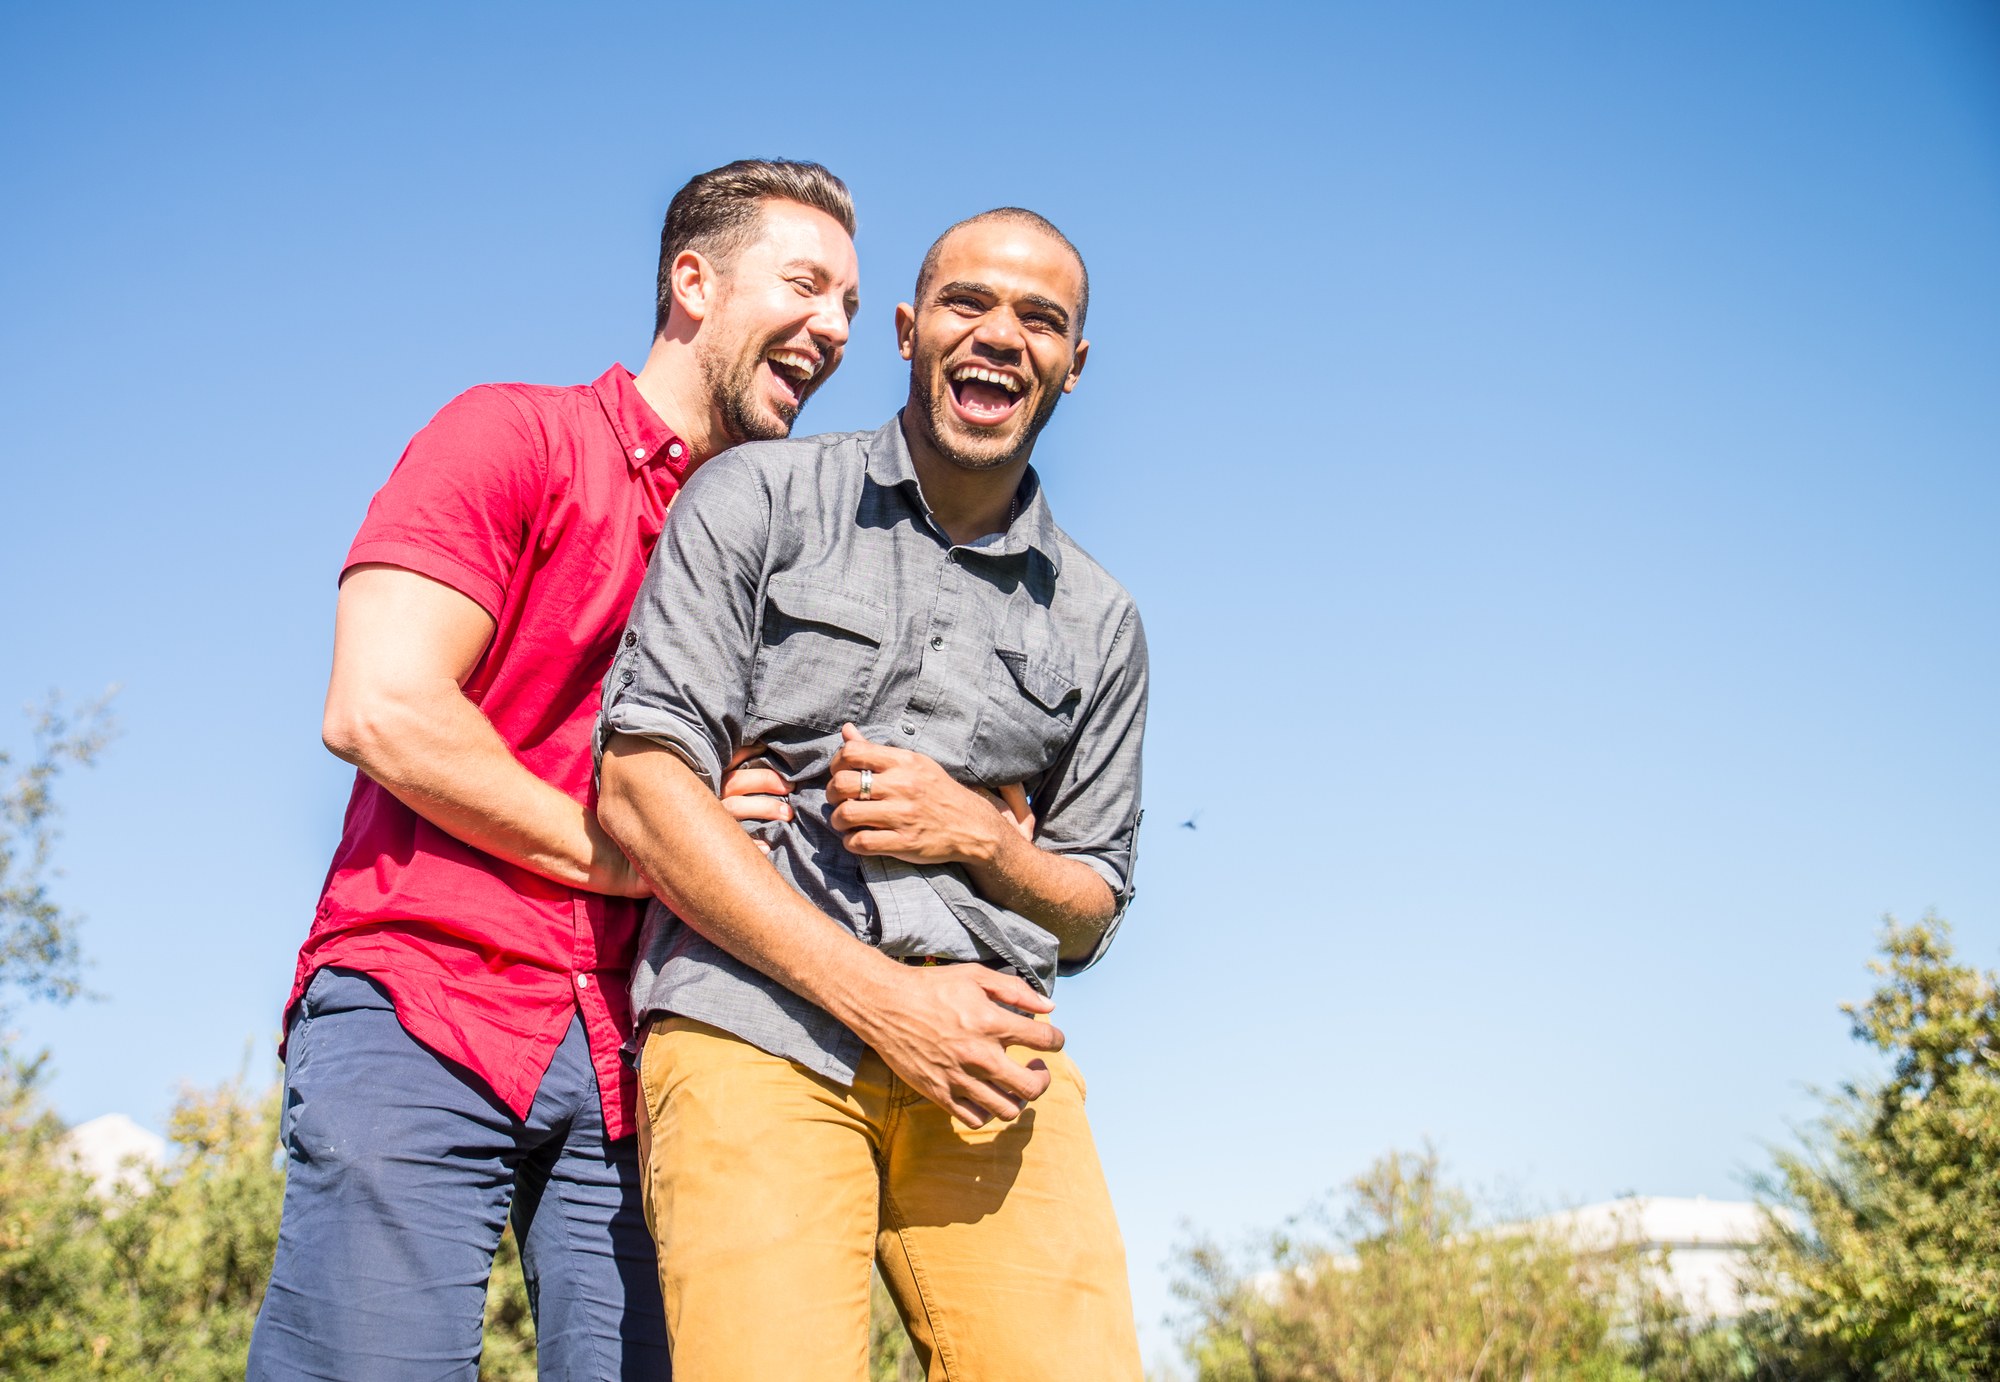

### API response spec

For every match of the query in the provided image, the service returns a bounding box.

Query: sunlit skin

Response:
[324,200,860,903]
[896,219,1089,545]
[597,216,1116,1128]
[637,199,861,460]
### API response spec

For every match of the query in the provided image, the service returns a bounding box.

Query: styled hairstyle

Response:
[654,159,856,336]
[913,207,1090,335]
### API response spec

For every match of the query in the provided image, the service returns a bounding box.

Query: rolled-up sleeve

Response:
[596,457,772,794]
[1036,600,1149,975]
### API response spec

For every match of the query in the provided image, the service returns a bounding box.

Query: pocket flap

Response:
[764,572,887,644]
[996,646,1079,711]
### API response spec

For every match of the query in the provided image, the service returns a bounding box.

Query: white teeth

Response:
[950,365,1022,394]
[767,349,818,381]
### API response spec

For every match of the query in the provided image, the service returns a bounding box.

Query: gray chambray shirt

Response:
[596,414,1147,1086]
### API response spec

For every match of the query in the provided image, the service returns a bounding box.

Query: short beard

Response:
[909,363,1063,472]
[699,330,801,447]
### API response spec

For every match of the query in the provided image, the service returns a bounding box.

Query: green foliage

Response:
[0,1056,289,1379]
[480,1221,539,1381]
[90,1075,286,1379]
[1621,1288,1763,1382]
[1742,915,2000,1380]
[1174,1148,1662,1382]
[870,1265,923,1382]
[0,1044,115,1373]
[0,1049,543,1379]
[0,692,115,1013]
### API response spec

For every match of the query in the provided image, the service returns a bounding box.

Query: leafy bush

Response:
[1174,1148,1662,1382]
[1740,916,2000,1380]
[0,1050,544,1379]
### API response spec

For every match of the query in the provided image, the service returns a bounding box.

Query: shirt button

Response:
[624,630,637,648]
[633,447,646,459]
[668,443,685,459]
[621,670,635,684]
[575,973,592,989]
[929,635,944,651]
[900,722,916,736]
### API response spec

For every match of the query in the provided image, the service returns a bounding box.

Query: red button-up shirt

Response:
[288,365,688,1139]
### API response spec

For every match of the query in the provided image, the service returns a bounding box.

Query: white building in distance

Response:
[1535,1195,1771,1321]
[61,1112,167,1197]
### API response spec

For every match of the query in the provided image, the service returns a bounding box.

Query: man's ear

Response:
[894,302,917,360]
[1061,338,1090,394]
[667,250,722,328]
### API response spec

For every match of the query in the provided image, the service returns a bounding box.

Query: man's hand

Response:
[827,724,1116,960]
[827,725,1025,866]
[720,743,792,855]
[600,734,1059,1126]
[847,960,1064,1127]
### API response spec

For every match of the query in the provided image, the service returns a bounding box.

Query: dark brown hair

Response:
[654,159,856,336]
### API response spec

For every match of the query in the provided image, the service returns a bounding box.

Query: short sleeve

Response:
[343,386,547,618]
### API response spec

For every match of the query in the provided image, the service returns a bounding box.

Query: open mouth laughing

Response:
[765,346,823,410]
[947,362,1027,426]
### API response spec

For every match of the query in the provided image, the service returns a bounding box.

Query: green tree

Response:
[1174,1148,1656,1382]
[1743,915,2000,1380]
[86,1075,286,1379]
[0,1044,117,1374]
[0,696,123,1374]
[0,692,115,1011]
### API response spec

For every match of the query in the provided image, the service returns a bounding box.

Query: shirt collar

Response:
[592,365,693,480]
[865,413,1065,575]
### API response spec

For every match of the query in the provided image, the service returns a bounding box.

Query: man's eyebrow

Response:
[935,279,997,301]
[1019,294,1072,328]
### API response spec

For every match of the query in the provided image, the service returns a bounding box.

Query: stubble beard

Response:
[699,327,801,446]
[909,357,1064,473]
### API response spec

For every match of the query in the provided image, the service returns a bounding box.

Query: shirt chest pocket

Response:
[747,573,888,734]
[970,611,1083,786]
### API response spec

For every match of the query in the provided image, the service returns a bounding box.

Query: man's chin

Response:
[929,410,1029,471]
[724,397,798,445]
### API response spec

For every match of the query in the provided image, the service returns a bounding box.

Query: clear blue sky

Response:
[4,0,1996,1367]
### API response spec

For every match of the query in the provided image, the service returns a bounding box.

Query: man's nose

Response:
[972,310,1025,355]
[810,295,851,351]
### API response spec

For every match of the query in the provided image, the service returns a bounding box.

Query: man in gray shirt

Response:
[598,207,1146,1380]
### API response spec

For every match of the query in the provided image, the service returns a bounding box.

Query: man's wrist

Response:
[811,941,903,1038]
[955,795,1011,869]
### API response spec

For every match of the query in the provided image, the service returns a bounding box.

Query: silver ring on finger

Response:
[858,767,874,801]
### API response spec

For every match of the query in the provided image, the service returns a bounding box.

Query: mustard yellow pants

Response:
[637,1016,1144,1382]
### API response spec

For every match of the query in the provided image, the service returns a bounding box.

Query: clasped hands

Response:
[716,725,1057,1128]
[721,725,1033,862]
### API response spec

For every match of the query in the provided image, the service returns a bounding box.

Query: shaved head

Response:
[913,208,1089,335]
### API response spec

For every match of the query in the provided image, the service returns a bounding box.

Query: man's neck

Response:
[632,334,727,464]
[899,412,1027,548]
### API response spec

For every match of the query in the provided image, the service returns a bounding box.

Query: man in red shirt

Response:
[248,160,866,1378]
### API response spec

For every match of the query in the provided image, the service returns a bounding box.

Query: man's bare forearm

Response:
[322,565,641,896]
[961,824,1117,962]
[596,735,900,1027]
[326,678,637,895]
[823,729,1115,958]
[600,732,1065,1125]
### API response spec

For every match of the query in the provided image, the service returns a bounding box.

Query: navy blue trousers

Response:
[248,968,668,1380]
